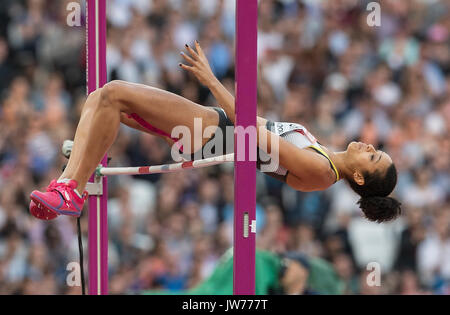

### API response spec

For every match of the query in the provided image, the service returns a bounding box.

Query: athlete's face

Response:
[345,142,393,184]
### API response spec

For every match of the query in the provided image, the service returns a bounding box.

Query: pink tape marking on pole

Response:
[86,0,108,295]
[234,0,258,295]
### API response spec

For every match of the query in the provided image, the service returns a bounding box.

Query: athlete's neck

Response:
[327,151,352,181]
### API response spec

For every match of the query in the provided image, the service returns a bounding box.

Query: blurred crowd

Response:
[0,0,449,295]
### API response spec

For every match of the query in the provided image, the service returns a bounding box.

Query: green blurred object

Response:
[306,256,345,295]
[142,249,344,295]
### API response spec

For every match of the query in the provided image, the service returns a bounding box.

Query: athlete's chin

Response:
[345,142,360,161]
[347,141,357,152]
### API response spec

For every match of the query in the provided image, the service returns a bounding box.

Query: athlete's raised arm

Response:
[180,41,236,124]
[180,42,335,191]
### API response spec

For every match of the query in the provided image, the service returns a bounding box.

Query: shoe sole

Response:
[30,193,81,217]
[30,202,59,221]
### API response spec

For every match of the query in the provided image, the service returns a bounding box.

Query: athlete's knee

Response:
[83,88,102,111]
[100,80,126,110]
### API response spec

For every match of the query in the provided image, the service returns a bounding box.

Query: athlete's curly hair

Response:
[347,164,402,223]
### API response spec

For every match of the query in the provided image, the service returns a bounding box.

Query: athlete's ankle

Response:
[57,178,70,184]
[57,178,84,199]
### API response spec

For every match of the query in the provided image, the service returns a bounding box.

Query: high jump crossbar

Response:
[95,154,234,177]
[86,0,257,295]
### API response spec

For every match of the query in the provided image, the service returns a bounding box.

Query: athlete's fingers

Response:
[180,51,196,65]
[179,63,195,73]
[185,44,200,61]
[194,40,206,59]
[179,63,191,70]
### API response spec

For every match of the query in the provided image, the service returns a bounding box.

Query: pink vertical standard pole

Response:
[86,0,108,295]
[234,0,258,295]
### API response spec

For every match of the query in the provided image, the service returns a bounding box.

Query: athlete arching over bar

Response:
[30,41,401,223]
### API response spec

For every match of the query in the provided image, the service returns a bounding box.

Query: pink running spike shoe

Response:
[30,180,88,218]
[29,180,60,220]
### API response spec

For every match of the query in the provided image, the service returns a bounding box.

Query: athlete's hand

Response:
[179,41,217,87]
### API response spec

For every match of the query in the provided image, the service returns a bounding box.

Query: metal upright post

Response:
[234,0,258,295]
[86,0,108,295]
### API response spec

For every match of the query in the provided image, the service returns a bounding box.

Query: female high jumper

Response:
[29,41,401,223]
